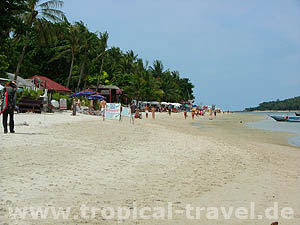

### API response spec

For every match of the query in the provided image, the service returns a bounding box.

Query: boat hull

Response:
[270,115,287,122]
[270,115,300,122]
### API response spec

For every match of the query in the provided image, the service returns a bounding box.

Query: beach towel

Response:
[0,90,8,114]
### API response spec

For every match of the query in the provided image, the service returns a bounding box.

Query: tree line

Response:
[245,96,300,111]
[0,0,194,102]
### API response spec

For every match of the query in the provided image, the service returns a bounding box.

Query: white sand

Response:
[0,112,299,224]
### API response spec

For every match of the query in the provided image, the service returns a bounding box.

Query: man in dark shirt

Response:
[2,81,17,134]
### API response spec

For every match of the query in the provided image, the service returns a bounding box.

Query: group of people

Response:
[0,81,17,134]
[183,108,215,120]
[130,102,156,124]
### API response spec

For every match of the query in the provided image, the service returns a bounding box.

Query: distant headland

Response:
[245,96,300,111]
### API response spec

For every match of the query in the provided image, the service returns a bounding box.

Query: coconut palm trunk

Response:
[66,51,75,88]
[15,31,30,80]
[96,55,105,92]
[76,48,87,91]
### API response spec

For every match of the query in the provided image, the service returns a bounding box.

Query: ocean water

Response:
[246,112,300,147]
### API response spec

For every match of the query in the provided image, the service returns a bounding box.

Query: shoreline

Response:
[193,113,298,149]
[240,110,299,113]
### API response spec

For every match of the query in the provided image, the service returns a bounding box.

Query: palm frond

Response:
[39,0,64,10]
[39,9,65,22]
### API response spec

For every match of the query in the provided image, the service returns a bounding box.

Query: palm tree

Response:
[150,60,164,79]
[65,24,80,89]
[51,22,80,89]
[76,21,94,91]
[95,31,109,92]
[15,0,65,80]
[160,74,180,102]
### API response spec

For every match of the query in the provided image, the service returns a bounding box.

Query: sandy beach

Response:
[1,112,300,224]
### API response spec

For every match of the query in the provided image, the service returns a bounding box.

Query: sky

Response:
[62,0,300,110]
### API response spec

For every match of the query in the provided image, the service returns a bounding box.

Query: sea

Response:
[245,112,300,147]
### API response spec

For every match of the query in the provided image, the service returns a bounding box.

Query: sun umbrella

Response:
[69,91,96,98]
[87,94,105,100]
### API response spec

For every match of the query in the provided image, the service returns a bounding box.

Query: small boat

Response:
[269,115,300,123]
[270,115,287,122]
[295,112,300,116]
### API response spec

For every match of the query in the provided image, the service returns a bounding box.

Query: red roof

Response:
[30,75,71,93]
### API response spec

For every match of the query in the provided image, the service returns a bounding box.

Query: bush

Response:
[52,92,72,109]
[18,88,43,101]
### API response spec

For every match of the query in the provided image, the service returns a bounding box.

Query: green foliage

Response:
[0,0,27,43]
[245,97,300,111]
[18,88,43,101]
[52,92,66,101]
[3,0,195,103]
[88,71,110,86]
[52,92,72,109]
[0,54,9,78]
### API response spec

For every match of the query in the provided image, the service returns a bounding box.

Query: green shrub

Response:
[18,88,43,101]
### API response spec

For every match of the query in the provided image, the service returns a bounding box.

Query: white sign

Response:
[60,98,67,110]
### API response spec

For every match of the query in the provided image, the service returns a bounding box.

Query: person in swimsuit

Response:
[192,110,195,120]
[184,110,187,120]
[100,99,107,121]
[145,105,149,118]
[152,106,155,119]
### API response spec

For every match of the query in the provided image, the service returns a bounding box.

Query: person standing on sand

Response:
[145,104,149,118]
[152,106,155,119]
[1,81,17,134]
[130,101,136,124]
[192,110,195,120]
[100,98,107,121]
[119,104,123,122]
[184,110,187,119]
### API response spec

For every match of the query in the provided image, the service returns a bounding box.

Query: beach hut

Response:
[30,75,71,93]
[96,85,122,103]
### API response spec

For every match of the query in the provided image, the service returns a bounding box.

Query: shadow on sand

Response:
[11,132,47,135]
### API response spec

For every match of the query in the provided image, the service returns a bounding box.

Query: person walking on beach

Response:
[168,105,172,116]
[100,98,107,121]
[130,101,136,124]
[1,81,17,134]
[151,106,155,119]
[184,109,187,119]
